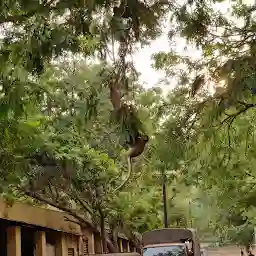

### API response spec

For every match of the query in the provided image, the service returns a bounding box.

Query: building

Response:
[0,199,137,256]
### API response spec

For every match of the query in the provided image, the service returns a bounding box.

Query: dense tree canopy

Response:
[2,0,256,251]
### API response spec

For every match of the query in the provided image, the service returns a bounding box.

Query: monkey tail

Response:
[112,157,132,193]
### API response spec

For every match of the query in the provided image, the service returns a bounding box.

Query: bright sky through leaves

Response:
[134,0,254,92]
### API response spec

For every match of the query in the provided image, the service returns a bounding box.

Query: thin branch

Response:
[54,186,60,201]
[221,102,256,125]
[23,190,97,231]
[64,216,82,226]
[217,101,256,166]
[72,189,93,215]
[225,118,235,165]
[48,183,54,198]
[245,126,252,154]
[244,170,256,179]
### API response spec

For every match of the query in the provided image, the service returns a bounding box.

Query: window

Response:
[68,248,75,256]
[143,245,186,256]
[83,237,89,255]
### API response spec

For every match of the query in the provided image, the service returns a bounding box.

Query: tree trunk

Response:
[99,209,108,253]
[106,236,118,253]
[111,226,119,249]
[188,201,192,228]
[162,177,168,228]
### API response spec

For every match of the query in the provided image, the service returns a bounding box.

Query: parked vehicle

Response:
[142,228,201,256]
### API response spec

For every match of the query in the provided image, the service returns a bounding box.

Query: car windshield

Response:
[143,245,186,256]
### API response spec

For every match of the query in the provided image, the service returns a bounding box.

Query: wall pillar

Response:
[90,232,95,254]
[127,241,130,252]
[7,226,21,256]
[79,236,83,255]
[119,238,123,253]
[56,233,67,256]
[35,231,47,256]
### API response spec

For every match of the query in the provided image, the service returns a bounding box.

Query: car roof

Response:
[144,243,186,248]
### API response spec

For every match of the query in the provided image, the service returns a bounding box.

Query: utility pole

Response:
[189,201,192,228]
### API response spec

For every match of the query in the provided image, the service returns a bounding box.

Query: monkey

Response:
[109,71,150,192]
[113,133,149,192]
[109,74,149,192]
[127,134,149,158]
[108,40,149,193]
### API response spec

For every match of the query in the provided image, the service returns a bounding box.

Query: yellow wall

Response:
[0,199,81,235]
[0,199,135,255]
[5,224,81,256]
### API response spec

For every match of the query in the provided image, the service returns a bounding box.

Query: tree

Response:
[0,8,175,245]
[149,1,256,245]
[0,0,170,159]
[5,0,256,248]
[1,60,183,252]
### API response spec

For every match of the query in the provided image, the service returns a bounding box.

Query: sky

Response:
[133,0,253,92]
[133,32,201,92]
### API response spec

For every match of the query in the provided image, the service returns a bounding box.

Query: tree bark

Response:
[99,208,108,253]
[162,177,168,228]
[112,226,119,249]
[106,236,118,253]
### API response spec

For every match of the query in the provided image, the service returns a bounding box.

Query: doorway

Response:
[46,230,57,256]
[0,220,7,256]
[21,226,36,256]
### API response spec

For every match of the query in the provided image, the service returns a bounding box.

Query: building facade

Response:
[0,199,135,256]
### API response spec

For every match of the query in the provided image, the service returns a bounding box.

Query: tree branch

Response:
[64,216,82,226]
[221,102,256,125]
[23,190,97,231]
[218,101,256,166]
[72,189,93,215]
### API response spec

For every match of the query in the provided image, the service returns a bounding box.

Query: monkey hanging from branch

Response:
[109,61,149,193]
[113,132,149,192]
[108,0,150,192]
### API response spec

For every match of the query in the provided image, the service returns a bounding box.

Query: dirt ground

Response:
[206,246,241,256]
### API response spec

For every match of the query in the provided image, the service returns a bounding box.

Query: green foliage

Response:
[4,0,256,249]
[0,55,184,248]
[152,1,256,246]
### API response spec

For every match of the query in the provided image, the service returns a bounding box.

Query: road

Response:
[206,246,241,256]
